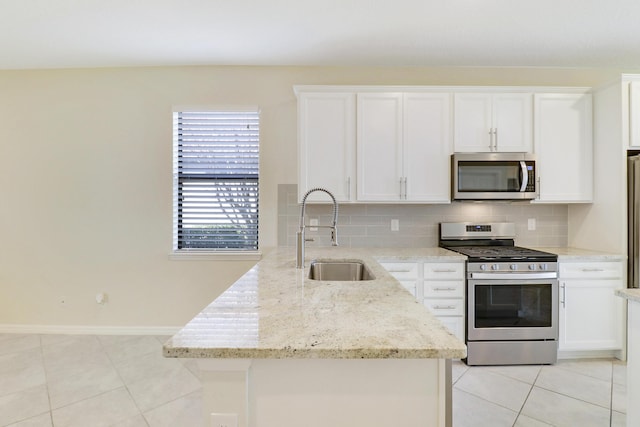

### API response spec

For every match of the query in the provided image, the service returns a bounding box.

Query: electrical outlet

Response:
[95,293,107,304]
[211,413,238,427]
[391,219,399,231]
[528,218,536,231]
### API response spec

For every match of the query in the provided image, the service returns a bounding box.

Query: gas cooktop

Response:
[438,222,558,262]
[441,245,557,262]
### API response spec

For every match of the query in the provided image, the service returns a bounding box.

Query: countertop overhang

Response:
[164,247,467,360]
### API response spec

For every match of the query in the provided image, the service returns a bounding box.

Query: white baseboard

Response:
[0,324,181,336]
[558,349,624,361]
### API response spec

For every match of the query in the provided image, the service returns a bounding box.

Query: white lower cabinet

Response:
[558,260,625,354]
[379,260,465,342]
[424,262,465,342]
[378,261,419,297]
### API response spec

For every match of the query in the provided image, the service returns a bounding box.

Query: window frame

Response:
[171,106,261,260]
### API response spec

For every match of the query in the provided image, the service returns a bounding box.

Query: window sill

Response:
[169,251,262,261]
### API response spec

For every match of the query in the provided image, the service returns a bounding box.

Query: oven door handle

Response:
[469,272,558,280]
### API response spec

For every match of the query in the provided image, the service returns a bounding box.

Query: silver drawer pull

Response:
[432,287,457,291]
[581,268,605,272]
[389,269,412,273]
[432,305,457,310]
[432,269,457,273]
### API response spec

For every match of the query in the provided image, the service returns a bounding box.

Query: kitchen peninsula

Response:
[164,247,467,427]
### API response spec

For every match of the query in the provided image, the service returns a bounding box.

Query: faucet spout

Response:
[296,187,339,269]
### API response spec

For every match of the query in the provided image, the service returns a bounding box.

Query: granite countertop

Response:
[616,289,640,303]
[164,247,467,360]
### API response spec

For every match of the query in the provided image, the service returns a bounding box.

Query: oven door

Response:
[467,278,558,341]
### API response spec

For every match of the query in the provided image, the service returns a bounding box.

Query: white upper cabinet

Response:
[403,93,452,202]
[534,93,593,203]
[454,93,533,153]
[357,93,404,201]
[297,92,356,202]
[357,92,452,202]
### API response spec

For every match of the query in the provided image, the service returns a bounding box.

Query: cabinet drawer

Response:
[559,261,623,279]
[379,262,419,280]
[424,262,464,280]
[424,280,465,298]
[424,298,465,316]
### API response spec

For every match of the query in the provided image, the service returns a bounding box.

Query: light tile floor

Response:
[0,334,628,427]
[452,358,627,427]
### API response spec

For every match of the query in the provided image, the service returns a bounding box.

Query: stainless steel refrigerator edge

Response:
[629,155,640,288]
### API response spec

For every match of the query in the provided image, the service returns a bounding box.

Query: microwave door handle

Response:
[520,161,528,192]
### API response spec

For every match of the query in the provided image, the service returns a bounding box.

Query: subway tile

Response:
[280,185,567,248]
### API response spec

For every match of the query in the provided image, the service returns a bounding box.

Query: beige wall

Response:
[0,65,629,329]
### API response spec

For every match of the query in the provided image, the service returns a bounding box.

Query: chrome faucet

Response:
[296,188,339,269]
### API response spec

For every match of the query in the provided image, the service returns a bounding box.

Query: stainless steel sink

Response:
[307,261,374,281]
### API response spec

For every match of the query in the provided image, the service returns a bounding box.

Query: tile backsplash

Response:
[278,184,568,248]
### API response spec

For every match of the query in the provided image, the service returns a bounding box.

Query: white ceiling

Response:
[2,0,640,70]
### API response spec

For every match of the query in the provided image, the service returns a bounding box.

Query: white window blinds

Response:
[173,110,259,251]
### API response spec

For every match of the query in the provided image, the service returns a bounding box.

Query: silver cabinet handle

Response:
[581,268,605,272]
[388,269,412,273]
[403,177,408,200]
[432,269,457,273]
[347,177,351,200]
[560,282,566,308]
[432,287,457,291]
[487,128,497,151]
[536,177,541,199]
[432,305,457,310]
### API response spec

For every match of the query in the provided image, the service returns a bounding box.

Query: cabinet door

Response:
[630,81,640,148]
[454,93,532,153]
[379,261,421,299]
[298,92,356,202]
[534,93,593,203]
[357,93,403,201]
[492,93,532,152]
[453,93,493,152]
[559,279,624,351]
[403,93,452,202]
[437,316,465,342]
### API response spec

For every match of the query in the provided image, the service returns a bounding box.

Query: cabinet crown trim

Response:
[294,85,592,96]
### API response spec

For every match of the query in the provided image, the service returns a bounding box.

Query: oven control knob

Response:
[540,264,548,271]
[491,264,499,271]
[528,264,536,271]
[479,264,487,271]
[510,264,517,271]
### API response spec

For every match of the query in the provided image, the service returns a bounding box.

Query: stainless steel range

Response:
[439,222,559,366]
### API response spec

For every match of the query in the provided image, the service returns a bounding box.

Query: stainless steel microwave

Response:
[452,153,536,200]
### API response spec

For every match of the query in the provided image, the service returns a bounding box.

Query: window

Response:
[173,109,259,251]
